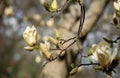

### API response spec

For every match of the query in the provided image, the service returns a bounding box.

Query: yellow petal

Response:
[111,47,119,63]
[95,40,111,67]
[113,1,120,12]
[39,42,52,59]
[23,25,38,46]
[50,0,57,12]
[24,46,34,51]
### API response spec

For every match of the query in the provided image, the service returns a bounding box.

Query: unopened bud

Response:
[49,36,58,45]
[44,0,57,13]
[55,29,60,40]
[39,41,52,59]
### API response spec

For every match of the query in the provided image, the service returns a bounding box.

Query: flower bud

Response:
[49,36,58,45]
[50,0,57,12]
[44,0,57,13]
[55,29,60,40]
[39,41,52,59]
[23,25,38,46]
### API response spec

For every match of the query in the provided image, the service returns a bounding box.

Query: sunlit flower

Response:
[113,0,120,16]
[23,25,38,46]
[39,41,52,60]
[91,40,119,67]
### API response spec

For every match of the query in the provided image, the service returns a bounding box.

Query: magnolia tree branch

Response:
[40,0,110,78]
[77,0,85,36]
[79,0,110,37]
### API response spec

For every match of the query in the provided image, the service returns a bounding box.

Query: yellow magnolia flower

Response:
[91,40,118,67]
[39,41,52,59]
[23,25,38,46]
[113,0,120,16]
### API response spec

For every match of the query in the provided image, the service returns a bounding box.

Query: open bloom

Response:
[23,25,38,46]
[113,0,120,16]
[91,40,119,67]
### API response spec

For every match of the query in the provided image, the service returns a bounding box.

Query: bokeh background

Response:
[0,0,120,78]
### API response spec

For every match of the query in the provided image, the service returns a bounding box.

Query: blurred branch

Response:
[77,0,85,36]
[0,0,8,18]
[79,0,110,37]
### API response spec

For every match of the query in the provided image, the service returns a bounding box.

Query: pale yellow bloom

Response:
[113,0,120,16]
[39,41,52,59]
[23,25,38,46]
[113,0,120,11]
[91,40,118,67]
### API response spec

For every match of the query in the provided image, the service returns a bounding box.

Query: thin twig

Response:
[77,2,85,36]
[82,55,88,57]
[50,48,61,51]
[76,39,83,65]
[56,0,71,12]
[75,0,86,67]
[50,40,76,60]
[113,36,120,43]
[59,40,76,56]
[60,37,76,45]
[78,63,99,67]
